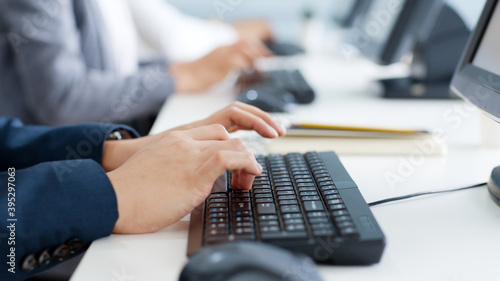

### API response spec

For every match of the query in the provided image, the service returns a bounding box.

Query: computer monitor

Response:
[333,0,371,28]
[351,0,442,65]
[349,0,478,99]
[451,0,500,120]
[450,0,500,206]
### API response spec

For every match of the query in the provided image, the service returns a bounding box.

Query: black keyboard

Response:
[187,152,386,265]
[264,41,305,56]
[237,69,316,105]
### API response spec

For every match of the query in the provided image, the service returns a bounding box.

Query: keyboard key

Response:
[321,185,336,192]
[309,217,329,224]
[281,205,300,213]
[304,201,325,212]
[278,195,296,200]
[301,196,320,201]
[277,190,295,196]
[327,199,343,205]
[329,204,346,210]
[234,228,254,235]
[311,223,331,230]
[279,200,299,205]
[284,218,304,225]
[313,229,334,237]
[255,198,273,203]
[234,210,252,217]
[209,207,227,213]
[233,202,251,211]
[308,212,327,218]
[286,224,306,232]
[255,193,273,198]
[207,223,227,229]
[259,220,279,227]
[340,227,358,238]
[260,226,280,233]
[208,213,227,219]
[209,202,227,208]
[282,213,302,220]
[232,197,250,203]
[209,198,227,203]
[275,185,294,191]
[258,215,278,221]
[235,217,253,222]
[253,189,272,194]
[298,186,316,192]
[337,221,355,229]
[323,190,339,195]
[256,203,277,215]
[331,210,349,217]
[300,191,319,196]
[207,229,227,236]
[275,182,293,187]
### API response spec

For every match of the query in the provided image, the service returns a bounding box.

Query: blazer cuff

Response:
[1,160,118,280]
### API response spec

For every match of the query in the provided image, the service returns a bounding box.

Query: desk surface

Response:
[72,54,500,281]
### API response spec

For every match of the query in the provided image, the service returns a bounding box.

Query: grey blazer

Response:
[0,0,174,126]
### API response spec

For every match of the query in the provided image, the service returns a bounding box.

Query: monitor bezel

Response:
[451,0,500,122]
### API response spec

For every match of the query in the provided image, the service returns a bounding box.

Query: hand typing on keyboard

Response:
[104,102,286,234]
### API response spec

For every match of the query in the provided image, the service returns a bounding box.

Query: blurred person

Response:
[0,0,273,135]
[0,102,286,281]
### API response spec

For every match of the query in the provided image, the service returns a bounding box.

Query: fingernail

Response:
[268,124,279,138]
[275,119,286,133]
[256,163,263,173]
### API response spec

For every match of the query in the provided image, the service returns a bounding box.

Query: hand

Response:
[233,19,274,42]
[101,102,285,172]
[173,101,286,138]
[170,38,272,93]
[108,125,262,234]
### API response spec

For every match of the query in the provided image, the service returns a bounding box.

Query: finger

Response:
[183,124,231,141]
[230,102,287,136]
[230,53,254,71]
[240,37,272,57]
[197,138,248,156]
[195,150,262,190]
[231,171,256,191]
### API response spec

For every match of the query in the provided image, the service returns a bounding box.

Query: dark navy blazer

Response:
[0,117,137,281]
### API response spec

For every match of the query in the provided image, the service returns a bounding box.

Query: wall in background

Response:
[164,0,488,42]
[165,0,334,42]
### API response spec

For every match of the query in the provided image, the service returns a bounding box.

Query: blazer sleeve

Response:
[0,160,119,281]
[0,117,139,172]
[0,0,176,126]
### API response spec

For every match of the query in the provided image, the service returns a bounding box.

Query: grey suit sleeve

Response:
[0,0,175,125]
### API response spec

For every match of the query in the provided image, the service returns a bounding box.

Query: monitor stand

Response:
[380,77,455,99]
[380,3,469,100]
[489,167,500,207]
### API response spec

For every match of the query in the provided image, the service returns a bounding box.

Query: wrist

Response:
[170,62,198,93]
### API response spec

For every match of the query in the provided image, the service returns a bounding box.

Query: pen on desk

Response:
[291,123,430,135]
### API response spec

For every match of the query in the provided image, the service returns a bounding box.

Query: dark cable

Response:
[368,182,487,207]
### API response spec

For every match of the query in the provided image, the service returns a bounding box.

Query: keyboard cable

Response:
[368,182,487,207]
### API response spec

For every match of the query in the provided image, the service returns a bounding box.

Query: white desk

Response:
[72,54,500,281]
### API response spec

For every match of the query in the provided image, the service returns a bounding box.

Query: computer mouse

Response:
[179,242,323,281]
[488,166,500,207]
[237,85,297,113]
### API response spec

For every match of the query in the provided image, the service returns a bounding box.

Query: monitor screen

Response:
[349,0,438,65]
[451,0,500,121]
[360,0,405,51]
[333,0,370,27]
[472,2,500,76]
